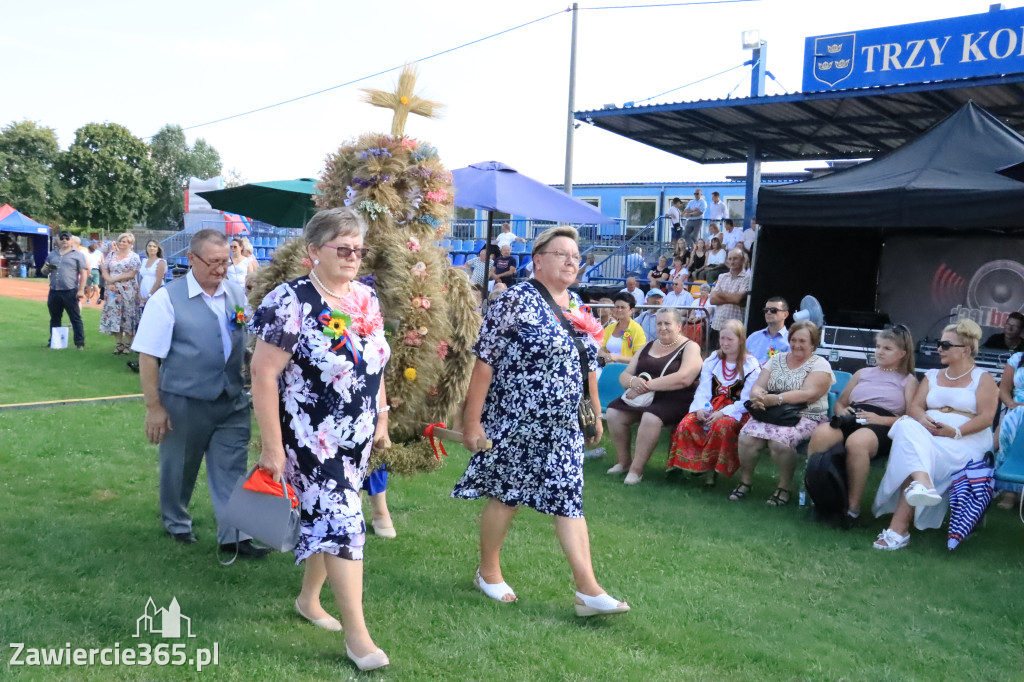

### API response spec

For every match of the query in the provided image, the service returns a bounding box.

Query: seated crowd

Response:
[581,275,1012,553]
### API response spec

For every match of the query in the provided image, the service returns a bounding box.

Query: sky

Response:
[4,0,1018,187]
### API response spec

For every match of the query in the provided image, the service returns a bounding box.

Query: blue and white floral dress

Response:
[250,278,390,563]
[452,282,598,518]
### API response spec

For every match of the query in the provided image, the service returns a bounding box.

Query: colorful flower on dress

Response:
[338,285,384,336]
[622,331,634,349]
[412,296,431,310]
[564,307,604,343]
[404,367,417,381]
[407,236,421,252]
[437,340,449,358]
[318,308,360,363]
[229,305,247,329]
[767,346,778,359]
[410,261,427,278]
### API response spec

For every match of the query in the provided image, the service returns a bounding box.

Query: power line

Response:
[168,8,568,137]
[627,62,749,106]
[582,0,758,9]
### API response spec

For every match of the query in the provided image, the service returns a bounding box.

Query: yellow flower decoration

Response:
[404,367,417,381]
[400,96,409,105]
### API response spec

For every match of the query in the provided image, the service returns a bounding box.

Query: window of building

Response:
[622,198,657,229]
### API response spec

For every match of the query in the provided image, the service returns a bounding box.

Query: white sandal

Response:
[904,481,942,507]
[474,569,517,602]
[872,528,911,551]
[574,591,630,617]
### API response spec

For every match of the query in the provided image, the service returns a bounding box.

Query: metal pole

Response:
[563,2,579,195]
[744,40,767,230]
[481,211,495,312]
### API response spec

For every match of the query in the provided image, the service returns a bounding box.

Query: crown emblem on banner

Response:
[818,61,833,70]
[835,59,850,69]
[827,43,842,54]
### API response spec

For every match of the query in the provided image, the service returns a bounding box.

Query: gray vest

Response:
[159,276,247,401]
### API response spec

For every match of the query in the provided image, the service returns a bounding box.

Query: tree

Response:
[146,124,222,230]
[223,167,246,188]
[0,120,64,224]
[59,122,155,232]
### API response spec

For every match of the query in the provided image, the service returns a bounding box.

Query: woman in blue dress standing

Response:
[453,226,630,617]
[250,208,392,671]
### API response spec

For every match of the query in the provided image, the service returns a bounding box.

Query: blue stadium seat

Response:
[474,240,486,253]
[442,238,452,250]
[512,241,526,253]
[453,254,466,266]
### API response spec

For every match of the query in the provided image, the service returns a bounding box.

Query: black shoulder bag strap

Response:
[528,279,591,400]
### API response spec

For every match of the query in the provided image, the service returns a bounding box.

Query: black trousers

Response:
[47,288,85,348]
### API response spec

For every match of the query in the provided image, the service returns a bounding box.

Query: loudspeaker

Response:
[967,259,1024,312]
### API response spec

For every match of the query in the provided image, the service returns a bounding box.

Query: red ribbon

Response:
[317,309,361,364]
[423,422,449,461]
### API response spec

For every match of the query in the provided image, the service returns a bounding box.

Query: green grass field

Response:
[2,296,1023,680]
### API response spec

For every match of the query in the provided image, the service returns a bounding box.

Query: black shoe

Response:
[169,530,198,544]
[126,361,139,373]
[219,539,271,559]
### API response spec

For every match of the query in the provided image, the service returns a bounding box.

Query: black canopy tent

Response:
[752,101,1024,337]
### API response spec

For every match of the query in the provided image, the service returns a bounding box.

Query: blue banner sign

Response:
[802,7,1024,92]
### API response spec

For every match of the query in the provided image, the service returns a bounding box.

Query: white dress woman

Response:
[873,367,993,530]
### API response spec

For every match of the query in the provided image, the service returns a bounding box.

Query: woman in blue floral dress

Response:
[250,208,391,672]
[453,227,630,617]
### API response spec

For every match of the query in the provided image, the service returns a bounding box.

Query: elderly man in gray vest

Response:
[132,229,268,559]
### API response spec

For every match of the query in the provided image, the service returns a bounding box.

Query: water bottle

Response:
[703,402,713,431]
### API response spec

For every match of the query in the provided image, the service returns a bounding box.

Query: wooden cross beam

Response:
[361,64,443,137]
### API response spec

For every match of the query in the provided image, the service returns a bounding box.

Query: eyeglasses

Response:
[538,250,580,263]
[58,235,70,241]
[936,340,967,351]
[191,252,230,269]
[763,307,787,314]
[323,243,369,260]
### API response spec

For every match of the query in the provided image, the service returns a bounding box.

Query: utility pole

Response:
[563,2,579,195]
[743,39,767,231]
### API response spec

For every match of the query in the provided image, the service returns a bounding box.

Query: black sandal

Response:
[728,483,751,501]
[766,488,791,506]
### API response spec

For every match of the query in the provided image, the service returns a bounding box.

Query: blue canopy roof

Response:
[0,204,50,236]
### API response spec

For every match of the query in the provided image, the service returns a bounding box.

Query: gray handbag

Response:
[221,466,301,556]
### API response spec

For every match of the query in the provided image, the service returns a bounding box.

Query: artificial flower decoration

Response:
[404,367,417,381]
[301,257,313,269]
[410,261,427,278]
[318,308,360,362]
[564,307,604,344]
[404,329,423,347]
[437,340,449,359]
[622,331,634,350]
[412,297,431,310]
[400,96,409,105]
[229,305,247,329]
[427,386,439,398]
[407,236,421,252]
[425,189,448,202]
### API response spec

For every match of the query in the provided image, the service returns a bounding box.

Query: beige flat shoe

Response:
[346,644,389,671]
[624,472,643,485]
[294,600,342,632]
[606,463,628,475]
[371,519,397,538]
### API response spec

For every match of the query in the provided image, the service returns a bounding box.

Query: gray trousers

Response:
[158,390,251,544]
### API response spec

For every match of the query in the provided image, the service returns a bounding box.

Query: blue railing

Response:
[160,220,302,267]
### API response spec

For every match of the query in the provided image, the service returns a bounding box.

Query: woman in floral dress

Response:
[453,226,629,618]
[99,232,142,354]
[250,208,391,672]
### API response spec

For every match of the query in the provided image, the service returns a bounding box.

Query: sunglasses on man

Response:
[763,307,787,314]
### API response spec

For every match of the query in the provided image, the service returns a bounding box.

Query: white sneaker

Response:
[904,481,942,507]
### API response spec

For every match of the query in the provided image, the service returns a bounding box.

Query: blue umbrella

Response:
[452,161,616,291]
[947,456,995,551]
[452,161,617,225]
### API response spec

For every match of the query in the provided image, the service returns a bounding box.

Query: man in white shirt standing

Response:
[742,220,759,255]
[620,276,646,307]
[682,189,707,242]
[666,197,683,242]
[707,191,729,224]
[494,223,525,250]
[132,229,268,559]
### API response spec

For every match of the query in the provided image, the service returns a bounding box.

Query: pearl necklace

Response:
[656,337,681,349]
[945,365,975,381]
[309,268,350,300]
